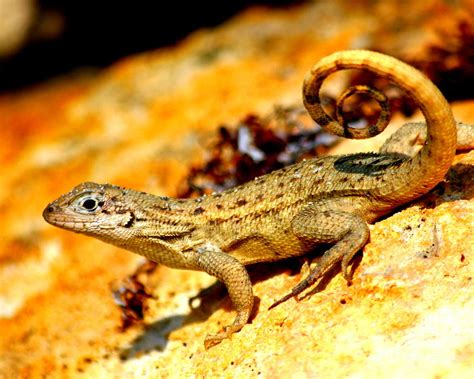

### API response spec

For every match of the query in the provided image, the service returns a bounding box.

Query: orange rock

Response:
[1,1,473,377]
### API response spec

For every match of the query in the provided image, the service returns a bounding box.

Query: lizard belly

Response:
[221,231,313,265]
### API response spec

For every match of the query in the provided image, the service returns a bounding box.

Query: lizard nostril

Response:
[47,206,55,213]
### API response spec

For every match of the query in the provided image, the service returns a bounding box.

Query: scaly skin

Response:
[43,50,474,348]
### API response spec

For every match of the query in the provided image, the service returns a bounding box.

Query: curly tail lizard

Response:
[43,50,474,348]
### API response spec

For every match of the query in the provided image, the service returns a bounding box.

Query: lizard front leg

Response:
[189,242,254,349]
[270,204,369,309]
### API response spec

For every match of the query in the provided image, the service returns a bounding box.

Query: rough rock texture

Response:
[0,1,473,378]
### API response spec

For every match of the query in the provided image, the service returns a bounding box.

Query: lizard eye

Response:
[82,198,98,210]
[76,195,104,213]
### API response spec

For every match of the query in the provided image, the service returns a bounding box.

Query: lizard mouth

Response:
[43,204,62,224]
[42,204,90,231]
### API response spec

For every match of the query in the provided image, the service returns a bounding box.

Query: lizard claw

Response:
[341,264,354,285]
[204,330,230,350]
[269,261,328,310]
[268,292,296,310]
[268,279,309,310]
[270,257,356,310]
[203,324,241,349]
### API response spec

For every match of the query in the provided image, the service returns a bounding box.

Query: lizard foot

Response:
[203,307,250,349]
[204,323,244,349]
[268,266,323,310]
[268,255,358,310]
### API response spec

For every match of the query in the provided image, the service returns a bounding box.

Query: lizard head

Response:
[43,182,137,242]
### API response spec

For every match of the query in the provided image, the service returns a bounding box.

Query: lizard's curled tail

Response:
[303,50,457,204]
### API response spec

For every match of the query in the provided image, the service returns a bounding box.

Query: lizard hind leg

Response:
[269,207,369,310]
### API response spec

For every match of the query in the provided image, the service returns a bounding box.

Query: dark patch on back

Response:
[236,199,247,206]
[334,153,407,176]
[193,206,205,215]
[313,178,323,186]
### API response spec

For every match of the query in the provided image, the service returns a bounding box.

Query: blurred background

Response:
[0,0,296,92]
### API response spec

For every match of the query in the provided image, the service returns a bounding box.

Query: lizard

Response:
[43,50,474,349]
